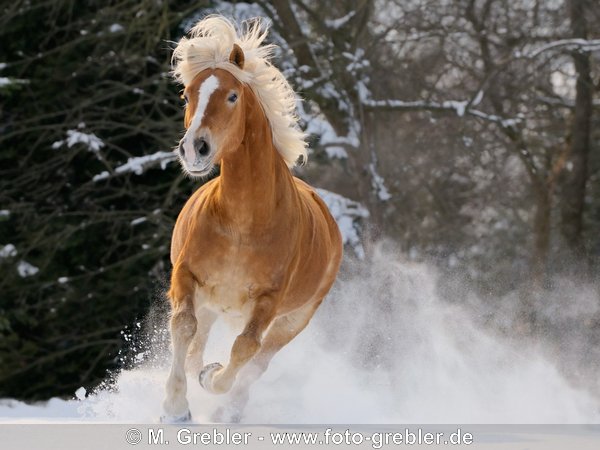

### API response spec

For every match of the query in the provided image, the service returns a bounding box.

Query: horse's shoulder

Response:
[171,178,220,264]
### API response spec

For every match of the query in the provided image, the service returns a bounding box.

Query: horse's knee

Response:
[171,310,197,342]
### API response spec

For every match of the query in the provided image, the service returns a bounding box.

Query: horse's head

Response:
[177,44,247,177]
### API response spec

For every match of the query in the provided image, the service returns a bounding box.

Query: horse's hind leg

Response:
[162,267,197,422]
[212,301,320,422]
[199,295,277,396]
[186,307,217,376]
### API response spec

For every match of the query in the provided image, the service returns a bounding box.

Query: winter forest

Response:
[1,0,600,422]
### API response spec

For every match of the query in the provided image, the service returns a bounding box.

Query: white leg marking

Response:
[163,311,197,420]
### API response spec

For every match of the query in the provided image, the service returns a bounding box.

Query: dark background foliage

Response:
[1,0,599,401]
[0,0,207,399]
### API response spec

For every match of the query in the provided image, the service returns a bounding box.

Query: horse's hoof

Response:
[160,409,192,423]
[199,362,223,393]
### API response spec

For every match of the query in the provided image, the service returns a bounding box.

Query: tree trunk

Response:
[532,186,552,288]
[560,0,593,266]
[518,185,552,335]
[268,0,381,233]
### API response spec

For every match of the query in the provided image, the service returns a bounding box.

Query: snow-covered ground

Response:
[1,246,598,424]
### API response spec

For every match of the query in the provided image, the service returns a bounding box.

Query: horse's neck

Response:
[217,107,295,225]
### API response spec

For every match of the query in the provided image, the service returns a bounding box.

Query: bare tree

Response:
[559,0,594,272]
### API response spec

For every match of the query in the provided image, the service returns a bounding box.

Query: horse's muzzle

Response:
[193,138,210,163]
[178,137,211,168]
[178,136,214,177]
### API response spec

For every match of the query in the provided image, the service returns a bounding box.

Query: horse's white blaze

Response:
[183,74,220,165]
[192,74,220,132]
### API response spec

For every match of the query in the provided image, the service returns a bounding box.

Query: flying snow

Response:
[1,245,598,424]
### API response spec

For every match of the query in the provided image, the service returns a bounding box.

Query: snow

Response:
[551,63,576,99]
[0,244,17,258]
[325,146,348,159]
[93,151,177,181]
[500,118,520,128]
[1,246,598,424]
[182,1,268,33]
[298,102,357,157]
[316,189,369,259]
[0,210,10,218]
[325,11,356,29]
[0,398,80,422]
[0,77,28,87]
[356,81,370,104]
[442,100,467,117]
[52,130,105,153]
[343,49,370,73]
[303,114,336,145]
[523,38,600,59]
[17,260,39,278]
[472,89,483,106]
[75,387,86,401]
[360,87,523,129]
[109,23,124,33]
[130,217,147,226]
[58,277,69,284]
[368,164,392,201]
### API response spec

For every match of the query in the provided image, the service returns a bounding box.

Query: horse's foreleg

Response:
[199,295,276,395]
[162,268,197,422]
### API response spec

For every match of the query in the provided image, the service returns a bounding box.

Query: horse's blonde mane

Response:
[172,15,307,168]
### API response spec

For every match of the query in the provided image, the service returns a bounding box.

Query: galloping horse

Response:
[162,16,342,422]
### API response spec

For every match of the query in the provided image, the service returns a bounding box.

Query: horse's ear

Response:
[229,44,245,70]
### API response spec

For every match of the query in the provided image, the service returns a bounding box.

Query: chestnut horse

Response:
[161,16,342,422]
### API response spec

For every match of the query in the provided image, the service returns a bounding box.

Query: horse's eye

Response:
[181,94,188,104]
[228,93,238,103]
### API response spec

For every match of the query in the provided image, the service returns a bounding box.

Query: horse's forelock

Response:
[172,15,308,168]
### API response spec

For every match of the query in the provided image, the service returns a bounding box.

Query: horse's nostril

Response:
[178,143,185,157]
[194,138,210,157]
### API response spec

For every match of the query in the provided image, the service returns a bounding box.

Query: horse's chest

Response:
[194,247,271,317]
[188,222,287,316]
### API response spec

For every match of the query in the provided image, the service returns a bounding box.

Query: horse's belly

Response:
[194,269,252,320]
